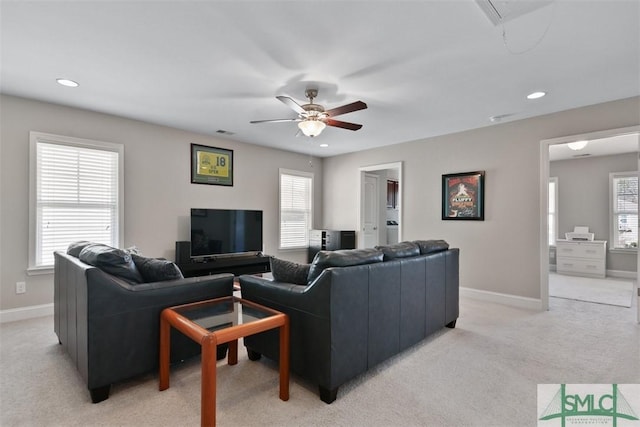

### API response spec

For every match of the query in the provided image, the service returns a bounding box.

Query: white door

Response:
[363,173,379,248]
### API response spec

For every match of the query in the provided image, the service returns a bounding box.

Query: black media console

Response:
[176,254,271,278]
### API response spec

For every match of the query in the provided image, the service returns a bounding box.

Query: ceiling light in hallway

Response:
[567,140,589,150]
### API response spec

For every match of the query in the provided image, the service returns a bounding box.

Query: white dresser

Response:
[555,239,607,278]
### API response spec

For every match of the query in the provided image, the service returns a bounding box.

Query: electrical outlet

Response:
[16,281,26,294]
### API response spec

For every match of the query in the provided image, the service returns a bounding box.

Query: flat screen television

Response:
[190,208,263,258]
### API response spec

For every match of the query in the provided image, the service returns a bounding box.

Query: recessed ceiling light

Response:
[527,91,546,100]
[56,78,79,87]
[319,144,329,148]
[567,140,588,151]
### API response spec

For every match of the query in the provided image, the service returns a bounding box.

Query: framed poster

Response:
[442,171,485,220]
[191,144,233,186]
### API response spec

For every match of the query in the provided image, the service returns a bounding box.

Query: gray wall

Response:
[0,95,322,311]
[2,94,639,311]
[322,97,640,300]
[550,153,638,273]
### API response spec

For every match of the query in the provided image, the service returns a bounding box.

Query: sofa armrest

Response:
[239,274,330,318]
[86,269,235,317]
[111,273,234,292]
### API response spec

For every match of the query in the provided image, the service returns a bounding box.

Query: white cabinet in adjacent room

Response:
[555,239,607,278]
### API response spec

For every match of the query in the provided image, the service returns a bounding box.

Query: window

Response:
[279,169,313,249]
[548,177,558,246]
[610,171,638,250]
[29,132,124,270]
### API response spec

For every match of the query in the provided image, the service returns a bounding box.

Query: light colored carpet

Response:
[549,272,635,307]
[1,296,638,427]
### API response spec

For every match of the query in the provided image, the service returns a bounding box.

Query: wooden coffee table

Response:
[159,296,289,427]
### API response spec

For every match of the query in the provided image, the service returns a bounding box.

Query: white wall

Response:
[0,95,322,311]
[322,97,640,300]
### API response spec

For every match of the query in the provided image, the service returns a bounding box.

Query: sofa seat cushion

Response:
[375,241,420,260]
[270,258,310,286]
[79,243,144,284]
[307,248,384,283]
[132,254,184,283]
[413,240,449,254]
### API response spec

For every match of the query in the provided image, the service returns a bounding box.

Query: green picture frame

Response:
[190,144,233,186]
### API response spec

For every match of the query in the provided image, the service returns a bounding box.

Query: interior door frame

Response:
[363,173,380,248]
[358,161,403,248]
[539,125,640,313]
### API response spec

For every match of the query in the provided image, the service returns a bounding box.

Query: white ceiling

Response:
[549,133,639,161]
[1,1,639,158]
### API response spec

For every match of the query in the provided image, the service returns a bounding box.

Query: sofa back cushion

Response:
[307,248,384,283]
[270,258,310,285]
[79,243,144,284]
[413,240,449,255]
[131,254,184,283]
[67,241,94,258]
[375,241,420,260]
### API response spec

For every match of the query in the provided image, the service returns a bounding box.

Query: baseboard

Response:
[606,269,637,280]
[460,286,542,310]
[551,267,636,279]
[0,303,53,323]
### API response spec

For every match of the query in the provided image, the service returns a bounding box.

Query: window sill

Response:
[609,248,638,254]
[278,247,309,252]
[27,266,54,276]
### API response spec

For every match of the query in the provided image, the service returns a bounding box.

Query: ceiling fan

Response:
[250,89,367,137]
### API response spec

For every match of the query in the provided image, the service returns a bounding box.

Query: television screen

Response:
[190,208,263,258]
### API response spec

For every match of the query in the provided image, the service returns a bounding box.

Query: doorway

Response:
[539,126,640,321]
[358,162,403,249]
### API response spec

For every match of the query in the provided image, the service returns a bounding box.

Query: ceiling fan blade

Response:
[277,96,306,114]
[250,118,300,124]
[325,101,367,117]
[326,119,363,131]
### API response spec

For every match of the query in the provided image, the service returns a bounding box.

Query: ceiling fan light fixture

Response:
[567,140,588,151]
[298,119,326,137]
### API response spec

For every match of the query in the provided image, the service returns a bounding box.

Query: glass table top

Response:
[172,296,276,333]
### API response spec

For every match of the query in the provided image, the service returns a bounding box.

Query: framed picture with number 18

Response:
[190,143,233,186]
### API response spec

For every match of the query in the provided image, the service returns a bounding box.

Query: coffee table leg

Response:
[279,316,290,401]
[159,311,170,391]
[228,339,238,365]
[201,335,217,427]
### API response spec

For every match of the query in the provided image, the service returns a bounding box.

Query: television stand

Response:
[177,254,271,278]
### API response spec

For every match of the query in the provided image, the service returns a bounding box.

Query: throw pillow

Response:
[413,240,449,255]
[307,248,384,284]
[375,241,420,260]
[132,254,184,283]
[270,258,310,285]
[67,241,94,258]
[79,243,144,284]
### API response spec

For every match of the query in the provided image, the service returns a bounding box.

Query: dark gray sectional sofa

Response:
[239,240,459,403]
[54,242,234,403]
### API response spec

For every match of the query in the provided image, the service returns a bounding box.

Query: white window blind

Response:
[279,170,313,249]
[611,172,638,250]
[31,133,122,268]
